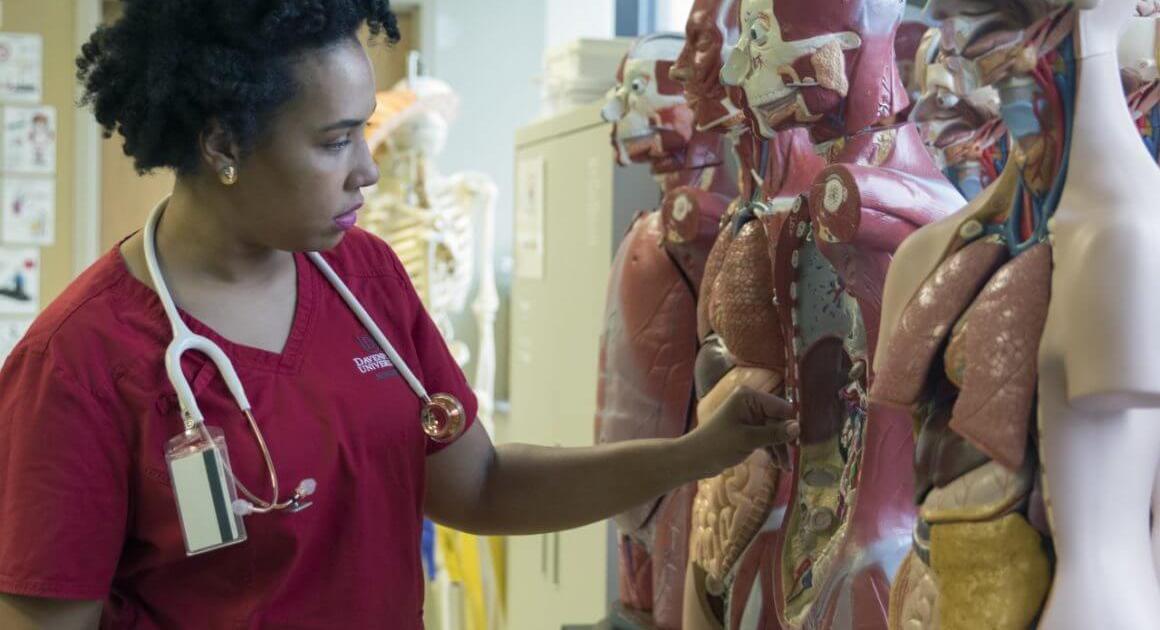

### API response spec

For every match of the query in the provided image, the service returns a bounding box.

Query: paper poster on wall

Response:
[514,157,545,280]
[0,34,42,104]
[2,177,53,245]
[0,318,31,365]
[3,105,55,174]
[0,246,37,314]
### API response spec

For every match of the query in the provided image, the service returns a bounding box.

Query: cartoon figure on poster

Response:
[0,318,31,364]
[0,34,43,104]
[2,178,54,245]
[29,112,54,169]
[3,106,56,174]
[0,247,38,314]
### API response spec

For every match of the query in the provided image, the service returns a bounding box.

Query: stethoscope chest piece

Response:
[422,393,465,443]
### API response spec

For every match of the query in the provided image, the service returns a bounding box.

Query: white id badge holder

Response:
[165,425,247,555]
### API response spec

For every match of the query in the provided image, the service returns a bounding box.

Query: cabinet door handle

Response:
[553,532,561,586]
[541,534,548,577]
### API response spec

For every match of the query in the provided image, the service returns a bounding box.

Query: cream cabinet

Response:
[506,101,657,629]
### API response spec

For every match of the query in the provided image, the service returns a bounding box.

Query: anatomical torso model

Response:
[875,1,1160,628]
[597,31,737,628]
[720,0,963,627]
[666,0,831,627]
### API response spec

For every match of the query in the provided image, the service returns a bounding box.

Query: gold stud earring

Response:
[219,164,238,186]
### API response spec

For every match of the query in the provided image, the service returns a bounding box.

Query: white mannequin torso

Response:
[1037,12,1160,624]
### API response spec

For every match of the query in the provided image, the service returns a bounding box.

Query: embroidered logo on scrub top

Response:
[353,334,398,381]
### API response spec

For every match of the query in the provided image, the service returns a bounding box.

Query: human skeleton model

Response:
[362,78,503,630]
[875,1,1160,628]
[716,0,964,627]
[596,32,737,628]
[363,78,499,432]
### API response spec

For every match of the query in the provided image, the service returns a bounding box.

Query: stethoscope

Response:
[143,198,466,515]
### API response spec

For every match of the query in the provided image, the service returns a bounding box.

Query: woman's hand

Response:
[677,385,799,479]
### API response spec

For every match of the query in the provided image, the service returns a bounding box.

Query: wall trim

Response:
[73,0,102,275]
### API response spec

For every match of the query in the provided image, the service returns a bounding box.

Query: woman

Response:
[0,1,798,628]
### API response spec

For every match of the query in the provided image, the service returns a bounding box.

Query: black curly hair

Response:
[78,0,400,175]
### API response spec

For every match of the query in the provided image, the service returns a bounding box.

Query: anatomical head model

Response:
[671,0,746,131]
[721,0,909,139]
[910,26,1008,198]
[671,0,788,215]
[603,34,697,170]
[1120,4,1160,160]
[366,76,458,161]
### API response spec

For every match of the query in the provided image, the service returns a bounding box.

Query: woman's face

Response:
[229,37,380,252]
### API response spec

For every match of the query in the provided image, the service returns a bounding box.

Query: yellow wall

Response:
[98,1,174,252]
[3,0,79,307]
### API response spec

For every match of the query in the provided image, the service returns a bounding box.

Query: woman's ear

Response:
[199,119,241,174]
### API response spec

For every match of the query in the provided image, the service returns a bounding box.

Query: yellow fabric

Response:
[435,526,506,630]
[488,536,507,610]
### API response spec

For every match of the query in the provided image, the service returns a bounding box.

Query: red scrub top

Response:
[0,227,476,628]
